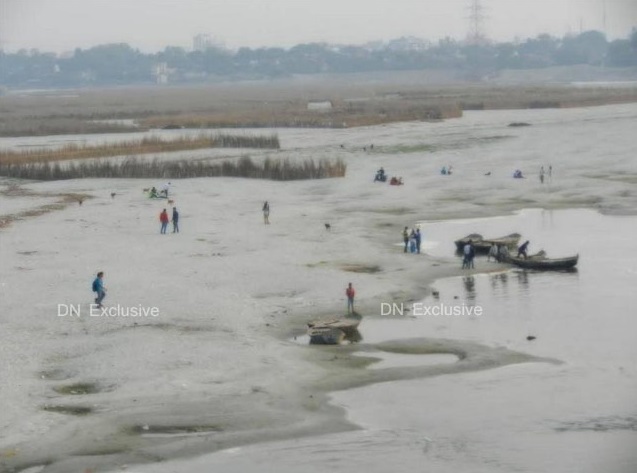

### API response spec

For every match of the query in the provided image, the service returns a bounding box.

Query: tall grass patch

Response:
[0,156,346,181]
[0,133,280,165]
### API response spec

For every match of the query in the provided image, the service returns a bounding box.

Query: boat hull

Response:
[455,233,521,254]
[307,317,361,345]
[507,254,579,270]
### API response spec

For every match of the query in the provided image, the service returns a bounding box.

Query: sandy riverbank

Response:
[1,103,636,472]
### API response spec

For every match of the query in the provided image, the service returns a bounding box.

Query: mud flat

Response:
[0,103,636,472]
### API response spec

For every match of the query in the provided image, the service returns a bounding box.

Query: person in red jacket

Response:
[346,283,355,314]
[159,209,169,234]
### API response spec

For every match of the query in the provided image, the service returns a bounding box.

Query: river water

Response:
[122,208,637,473]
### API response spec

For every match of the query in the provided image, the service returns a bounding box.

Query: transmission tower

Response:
[466,0,488,45]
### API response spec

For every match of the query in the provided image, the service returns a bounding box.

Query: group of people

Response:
[149,182,172,199]
[402,227,422,254]
[487,242,511,262]
[440,166,453,175]
[159,207,179,234]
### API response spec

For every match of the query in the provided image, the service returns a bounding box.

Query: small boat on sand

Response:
[506,252,579,270]
[307,317,361,345]
[454,233,521,254]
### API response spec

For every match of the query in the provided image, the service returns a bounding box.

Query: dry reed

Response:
[0,156,346,181]
[0,134,280,165]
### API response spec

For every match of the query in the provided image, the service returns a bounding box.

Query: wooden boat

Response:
[307,317,361,345]
[454,233,521,254]
[507,253,579,270]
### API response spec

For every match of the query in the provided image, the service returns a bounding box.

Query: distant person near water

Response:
[172,207,179,233]
[488,242,498,262]
[517,240,530,259]
[403,227,409,253]
[346,283,356,314]
[160,209,169,234]
[409,229,417,253]
[92,271,106,308]
[462,241,475,269]
[262,201,270,225]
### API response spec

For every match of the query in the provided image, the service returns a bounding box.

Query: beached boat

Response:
[454,233,521,254]
[507,253,579,270]
[307,317,361,345]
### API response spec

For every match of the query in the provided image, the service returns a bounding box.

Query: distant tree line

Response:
[1,29,636,88]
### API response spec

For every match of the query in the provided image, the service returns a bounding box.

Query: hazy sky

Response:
[1,0,636,53]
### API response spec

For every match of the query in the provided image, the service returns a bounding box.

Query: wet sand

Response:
[1,103,636,472]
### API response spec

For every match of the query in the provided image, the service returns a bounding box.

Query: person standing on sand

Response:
[92,271,106,308]
[415,228,422,254]
[488,242,498,262]
[172,207,179,233]
[346,283,355,314]
[160,209,169,234]
[403,227,409,252]
[462,240,474,269]
[262,201,270,225]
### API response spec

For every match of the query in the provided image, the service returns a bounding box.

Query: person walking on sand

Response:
[92,271,106,308]
[160,209,169,234]
[403,226,409,253]
[262,201,270,225]
[346,283,356,314]
[172,207,179,233]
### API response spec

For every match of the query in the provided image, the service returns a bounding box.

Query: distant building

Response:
[307,101,333,112]
[152,62,173,84]
[193,34,213,52]
[193,34,227,52]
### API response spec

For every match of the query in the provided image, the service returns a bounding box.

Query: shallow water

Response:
[135,209,637,473]
[4,103,637,472]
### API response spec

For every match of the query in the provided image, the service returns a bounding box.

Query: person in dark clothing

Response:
[415,229,422,254]
[402,227,409,253]
[262,201,270,225]
[172,207,179,233]
[517,240,530,258]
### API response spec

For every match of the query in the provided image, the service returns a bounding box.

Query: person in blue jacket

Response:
[92,271,106,308]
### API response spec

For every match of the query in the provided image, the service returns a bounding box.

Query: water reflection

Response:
[462,276,476,301]
[516,269,529,290]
